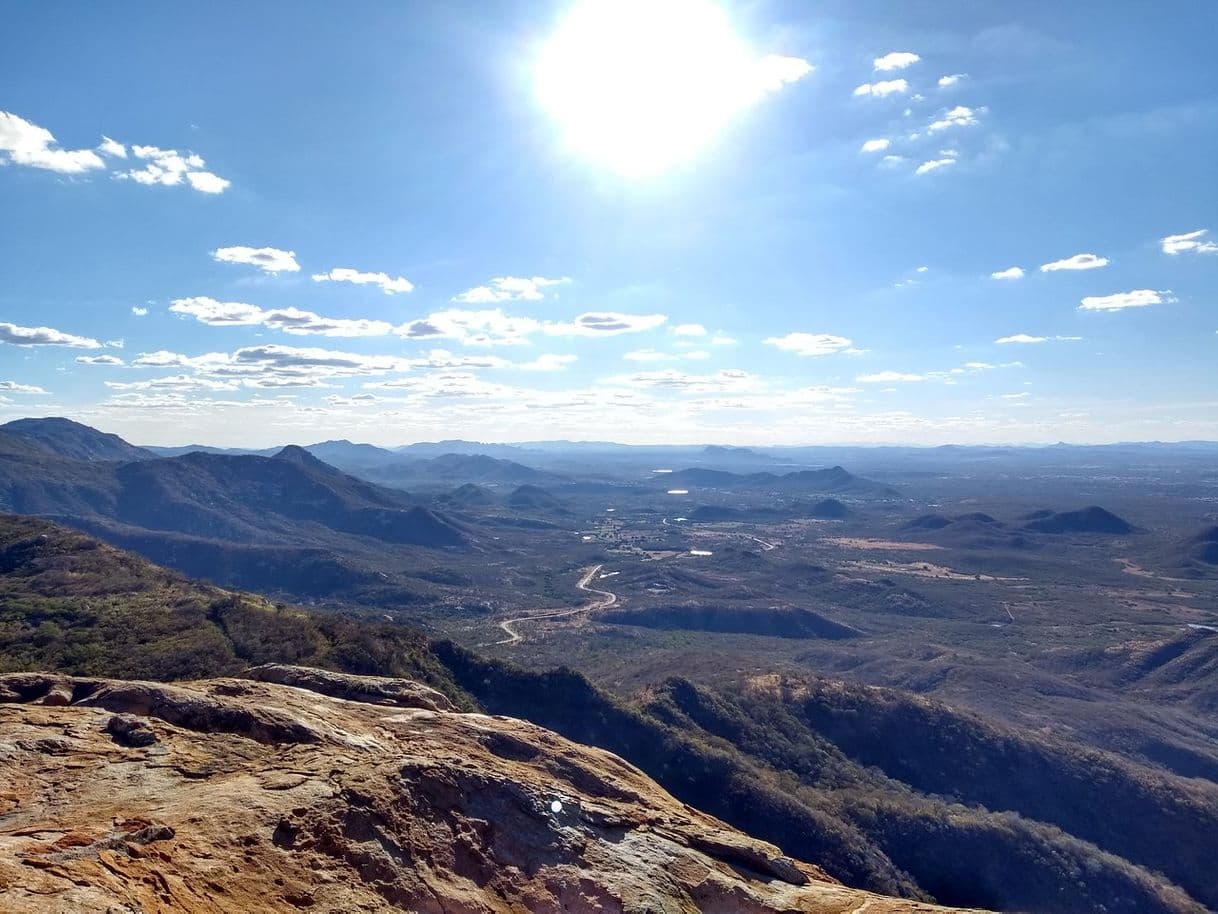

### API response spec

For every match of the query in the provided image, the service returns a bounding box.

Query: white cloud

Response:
[121,144,229,194]
[995,333,1047,344]
[854,79,909,98]
[1161,229,1218,255]
[857,371,923,383]
[710,333,737,345]
[673,323,708,337]
[1079,289,1171,312]
[995,333,1082,344]
[312,267,414,294]
[131,306,149,317]
[610,368,759,393]
[754,55,815,92]
[402,349,512,370]
[0,112,227,191]
[212,246,301,274]
[106,375,240,392]
[1001,392,1031,400]
[398,308,542,346]
[991,267,1025,280]
[928,106,979,132]
[543,312,667,337]
[0,322,102,349]
[76,355,125,366]
[0,381,47,394]
[915,157,956,175]
[98,136,127,158]
[763,332,854,356]
[134,344,408,385]
[1040,253,1109,272]
[0,110,106,173]
[185,171,230,194]
[938,74,968,87]
[453,275,570,303]
[170,296,395,337]
[861,138,891,153]
[518,353,578,372]
[874,52,920,71]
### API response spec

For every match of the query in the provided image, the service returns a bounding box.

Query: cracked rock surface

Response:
[0,666,978,913]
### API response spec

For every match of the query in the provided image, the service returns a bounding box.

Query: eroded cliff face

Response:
[0,665,975,913]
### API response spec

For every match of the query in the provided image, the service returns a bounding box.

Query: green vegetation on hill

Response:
[0,514,465,705]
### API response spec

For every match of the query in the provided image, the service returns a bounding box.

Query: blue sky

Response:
[1,0,1216,446]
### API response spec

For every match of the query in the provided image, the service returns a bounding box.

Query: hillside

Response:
[0,417,154,462]
[0,514,459,692]
[436,644,1210,914]
[1021,505,1135,535]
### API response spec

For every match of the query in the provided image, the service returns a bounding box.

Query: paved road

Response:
[495,564,618,645]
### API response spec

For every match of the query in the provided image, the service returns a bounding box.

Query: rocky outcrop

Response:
[0,666,977,913]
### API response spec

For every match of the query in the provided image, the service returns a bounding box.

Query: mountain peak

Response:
[273,444,329,467]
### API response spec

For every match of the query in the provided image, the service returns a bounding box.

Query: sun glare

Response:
[535,0,809,177]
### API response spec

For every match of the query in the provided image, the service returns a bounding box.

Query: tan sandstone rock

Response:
[0,667,980,913]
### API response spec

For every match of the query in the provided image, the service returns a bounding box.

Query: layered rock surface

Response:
[0,666,977,913]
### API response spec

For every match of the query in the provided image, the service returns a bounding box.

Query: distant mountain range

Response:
[664,465,897,497]
[0,418,477,600]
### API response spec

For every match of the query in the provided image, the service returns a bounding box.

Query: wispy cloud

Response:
[170,296,394,337]
[398,308,540,346]
[1161,229,1218,255]
[212,246,300,274]
[131,306,149,317]
[857,370,923,383]
[543,312,667,337]
[874,51,920,71]
[312,267,414,294]
[518,353,577,371]
[1079,289,1172,312]
[0,381,48,394]
[938,74,968,87]
[610,368,759,393]
[860,138,891,153]
[764,332,855,356]
[995,333,1082,344]
[75,355,126,366]
[0,321,102,348]
[1040,253,1109,272]
[453,275,570,303]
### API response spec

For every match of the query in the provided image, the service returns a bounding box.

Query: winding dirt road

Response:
[496,564,618,645]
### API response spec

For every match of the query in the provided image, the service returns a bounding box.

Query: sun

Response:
[535,0,808,177]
